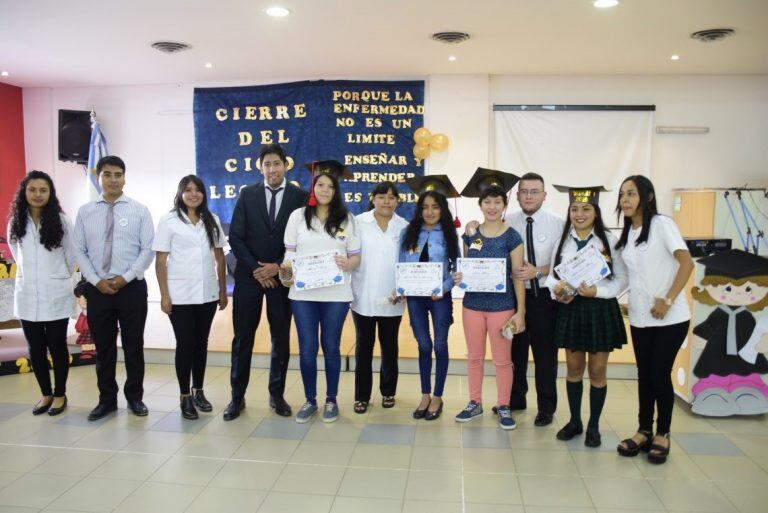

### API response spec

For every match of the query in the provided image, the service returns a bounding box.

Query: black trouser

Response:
[230,280,291,401]
[510,288,559,414]
[630,321,690,434]
[85,279,148,404]
[352,311,402,402]
[168,301,218,395]
[20,318,70,397]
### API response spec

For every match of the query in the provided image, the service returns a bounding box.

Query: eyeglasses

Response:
[518,189,542,197]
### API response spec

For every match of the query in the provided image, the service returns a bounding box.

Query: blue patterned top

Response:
[461,227,523,312]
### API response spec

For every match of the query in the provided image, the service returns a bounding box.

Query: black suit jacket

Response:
[228,182,308,281]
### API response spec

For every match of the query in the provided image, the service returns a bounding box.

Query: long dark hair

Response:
[367,181,400,211]
[304,173,349,237]
[614,175,658,250]
[553,202,615,279]
[9,170,64,250]
[402,191,459,261]
[173,175,219,248]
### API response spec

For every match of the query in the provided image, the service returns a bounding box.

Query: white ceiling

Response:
[1,0,766,88]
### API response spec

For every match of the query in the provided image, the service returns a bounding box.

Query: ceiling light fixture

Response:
[448,55,457,62]
[204,62,213,68]
[593,0,619,8]
[0,71,9,77]
[671,54,680,61]
[264,6,290,17]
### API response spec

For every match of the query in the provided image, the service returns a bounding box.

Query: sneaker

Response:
[295,402,318,423]
[455,400,483,423]
[497,406,517,430]
[322,402,339,423]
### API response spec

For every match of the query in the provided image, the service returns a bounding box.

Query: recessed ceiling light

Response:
[0,71,9,77]
[671,54,680,61]
[265,6,290,17]
[204,62,213,68]
[593,0,619,8]
[448,55,457,62]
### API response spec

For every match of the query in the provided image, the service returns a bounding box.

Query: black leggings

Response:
[20,319,70,397]
[168,301,218,394]
[352,312,402,402]
[630,321,690,434]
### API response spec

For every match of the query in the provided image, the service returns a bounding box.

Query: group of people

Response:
[8,142,694,465]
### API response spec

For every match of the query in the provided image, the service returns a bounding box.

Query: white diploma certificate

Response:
[395,262,443,297]
[553,244,611,288]
[457,258,506,293]
[293,250,343,291]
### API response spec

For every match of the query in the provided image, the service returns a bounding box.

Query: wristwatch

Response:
[663,297,673,306]
[535,270,542,280]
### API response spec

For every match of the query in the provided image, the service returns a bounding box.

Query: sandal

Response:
[382,396,396,408]
[617,429,653,457]
[647,433,671,464]
[354,401,369,414]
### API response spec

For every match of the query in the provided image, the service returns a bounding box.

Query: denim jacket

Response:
[398,224,459,295]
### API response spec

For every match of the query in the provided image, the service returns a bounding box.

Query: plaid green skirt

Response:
[553,296,627,353]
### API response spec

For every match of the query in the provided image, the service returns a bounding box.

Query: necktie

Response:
[268,187,283,228]
[723,306,747,355]
[102,202,115,274]
[526,216,539,297]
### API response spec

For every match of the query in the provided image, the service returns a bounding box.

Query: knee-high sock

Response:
[566,380,583,426]
[588,385,607,431]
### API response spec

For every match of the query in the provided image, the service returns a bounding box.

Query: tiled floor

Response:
[1,364,768,512]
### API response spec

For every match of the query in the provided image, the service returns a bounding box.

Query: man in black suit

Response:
[224,144,308,420]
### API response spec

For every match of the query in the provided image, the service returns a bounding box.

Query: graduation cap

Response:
[698,249,768,279]
[405,174,462,227]
[460,167,520,197]
[553,185,609,205]
[304,160,353,206]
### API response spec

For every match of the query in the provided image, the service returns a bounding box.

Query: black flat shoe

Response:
[413,407,427,419]
[32,398,53,415]
[534,412,553,427]
[88,402,117,421]
[556,422,584,440]
[180,395,198,420]
[47,396,67,416]
[223,400,245,421]
[647,433,671,464]
[269,396,292,417]
[192,389,212,412]
[425,402,443,421]
[127,400,148,417]
[584,428,602,447]
[617,430,653,457]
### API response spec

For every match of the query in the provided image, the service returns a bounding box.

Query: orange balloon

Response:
[430,133,449,152]
[413,144,430,160]
[413,127,432,146]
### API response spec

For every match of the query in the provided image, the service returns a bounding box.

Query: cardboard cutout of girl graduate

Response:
[690,249,768,416]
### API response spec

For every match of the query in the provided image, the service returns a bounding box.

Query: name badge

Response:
[469,238,483,251]
[537,234,547,243]
[409,246,421,255]
[118,218,129,227]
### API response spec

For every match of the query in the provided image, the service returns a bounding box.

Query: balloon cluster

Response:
[412,128,450,162]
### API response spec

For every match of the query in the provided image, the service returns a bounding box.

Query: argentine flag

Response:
[86,112,107,199]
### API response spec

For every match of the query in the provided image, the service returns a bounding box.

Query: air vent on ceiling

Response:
[691,28,735,42]
[431,31,471,44]
[151,41,193,54]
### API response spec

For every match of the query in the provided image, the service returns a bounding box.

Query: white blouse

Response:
[545,227,628,300]
[8,214,77,322]
[621,215,691,327]
[351,210,408,317]
[284,208,361,302]
[152,211,225,305]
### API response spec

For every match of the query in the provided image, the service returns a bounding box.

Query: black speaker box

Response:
[58,109,91,164]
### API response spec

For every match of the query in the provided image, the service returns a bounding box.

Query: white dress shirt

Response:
[506,208,565,289]
[264,178,287,216]
[545,227,628,299]
[351,210,408,317]
[153,211,226,305]
[8,214,77,321]
[621,215,691,328]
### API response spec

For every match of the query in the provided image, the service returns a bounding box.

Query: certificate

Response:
[395,262,443,297]
[293,250,343,291]
[457,258,506,293]
[553,244,611,288]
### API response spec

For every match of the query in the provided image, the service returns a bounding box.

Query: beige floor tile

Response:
[91,452,170,481]
[0,446,62,473]
[176,433,247,458]
[649,479,737,513]
[257,491,333,513]
[329,496,402,513]
[348,444,412,469]
[272,464,345,495]
[209,460,284,490]
[409,445,462,471]
[0,506,45,513]
[71,427,141,451]
[715,480,768,513]
[402,500,463,513]
[524,507,595,513]
[113,481,202,513]
[305,421,363,443]
[198,415,264,437]
[404,470,463,502]
[518,475,592,508]
[21,425,95,447]
[0,473,79,509]
[31,448,113,476]
[185,487,266,513]
[513,448,578,476]
[47,476,141,512]
[463,472,521,504]
[508,428,570,452]
[691,455,768,485]
[0,472,22,491]
[465,504,526,513]
[121,430,194,454]
[337,468,407,499]
[582,476,664,510]
[148,454,225,486]
[289,441,356,466]
[571,451,643,478]
[633,451,707,480]
[413,425,462,447]
[232,438,299,462]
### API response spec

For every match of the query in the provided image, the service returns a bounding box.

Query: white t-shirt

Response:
[351,210,408,317]
[621,215,691,327]
[152,211,225,305]
[284,208,361,302]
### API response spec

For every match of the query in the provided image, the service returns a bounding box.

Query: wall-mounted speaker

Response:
[58,109,91,164]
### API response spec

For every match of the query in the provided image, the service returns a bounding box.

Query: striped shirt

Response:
[73,194,155,285]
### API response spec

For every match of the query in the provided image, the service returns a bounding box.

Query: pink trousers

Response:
[462,307,514,407]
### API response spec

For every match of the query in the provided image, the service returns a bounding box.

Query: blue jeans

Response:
[291,300,349,402]
[406,294,453,396]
